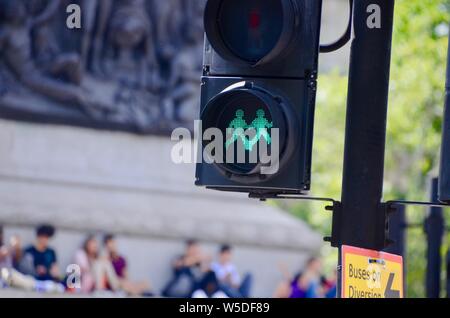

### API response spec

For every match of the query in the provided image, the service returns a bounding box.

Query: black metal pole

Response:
[446,250,450,298]
[439,21,450,204]
[425,178,445,298]
[384,204,407,293]
[336,0,395,297]
[384,205,406,256]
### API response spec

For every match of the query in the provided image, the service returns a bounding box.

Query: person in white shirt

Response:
[211,245,252,298]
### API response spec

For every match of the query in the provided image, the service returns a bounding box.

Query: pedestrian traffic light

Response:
[195,0,323,195]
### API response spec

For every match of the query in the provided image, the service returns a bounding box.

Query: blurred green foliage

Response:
[277,0,450,297]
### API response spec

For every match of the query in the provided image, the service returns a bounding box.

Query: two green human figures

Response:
[225,109,273,151]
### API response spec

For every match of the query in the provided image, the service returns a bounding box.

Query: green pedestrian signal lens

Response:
[201,85,293,178]
[215,95,275,175]
[225,109,274,151]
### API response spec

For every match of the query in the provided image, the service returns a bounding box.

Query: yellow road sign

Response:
[342,245,404,298]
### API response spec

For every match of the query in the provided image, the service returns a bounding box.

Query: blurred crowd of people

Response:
[0,225,336,298]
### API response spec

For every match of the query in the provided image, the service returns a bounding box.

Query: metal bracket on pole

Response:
[248,193,344,247]
[248,193,336,204]
[386,200,450,209]
[327,201,342,248]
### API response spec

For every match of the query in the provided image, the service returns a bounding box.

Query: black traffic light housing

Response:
[196,0,323,195]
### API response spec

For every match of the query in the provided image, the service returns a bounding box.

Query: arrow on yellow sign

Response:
[384,273,400,298]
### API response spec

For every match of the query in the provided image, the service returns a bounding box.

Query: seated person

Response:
[0,228,14,287]
[0,229,21,272]
[162,239,211,298]
[103,234,151,295]
[103,234,127,278]
[74,235,149,296]
[285,257,324,299]
[322,270,337,298]
[1,228,63,293]
[20,225,61,282]
[74,235,105,293]
[211,245,252,298]
[191,271,228,299]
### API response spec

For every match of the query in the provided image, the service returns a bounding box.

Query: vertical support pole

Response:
[384,205,406,256]
[425,178,445,298]
[336,0,395,297]
[446,250,450,298]
[384,204,407,293]
[439,21,450,203]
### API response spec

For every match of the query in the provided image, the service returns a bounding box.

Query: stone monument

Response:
[0,0,206,133]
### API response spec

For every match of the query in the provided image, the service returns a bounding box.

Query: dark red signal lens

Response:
[249,9,261,29]
[216,0,284,63]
